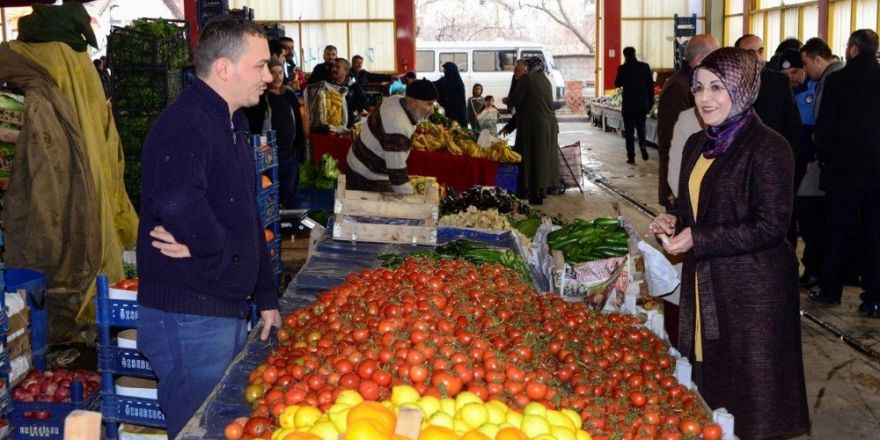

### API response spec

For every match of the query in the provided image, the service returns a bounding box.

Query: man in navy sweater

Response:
[135,16,281,437]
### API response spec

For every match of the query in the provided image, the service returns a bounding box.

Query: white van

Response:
[415,40,566,108]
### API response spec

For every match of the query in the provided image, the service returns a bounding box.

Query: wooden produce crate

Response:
[331,174,439,245]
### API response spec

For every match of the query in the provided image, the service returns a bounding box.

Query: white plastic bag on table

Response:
[477,129,497,148]
[637,240,680,296]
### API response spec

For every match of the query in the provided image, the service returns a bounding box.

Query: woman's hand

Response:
[663,227,694,255]
[647,213,677,236]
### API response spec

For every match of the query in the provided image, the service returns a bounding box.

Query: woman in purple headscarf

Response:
[648,48,809,440]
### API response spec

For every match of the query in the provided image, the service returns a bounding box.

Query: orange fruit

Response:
[494,427,528,440]
[347,402,396,434]
[281,433,322,440]
[418,425,458,440]
[262,175,272,188]
[265,228,275,242]
[460,430,490,440]
[345,419,392,440]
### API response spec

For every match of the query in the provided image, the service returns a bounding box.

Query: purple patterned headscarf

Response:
[692,48,763,158]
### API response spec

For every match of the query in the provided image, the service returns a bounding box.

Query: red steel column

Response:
[183,0,200,49]
[742,0,749,34]
[395,0,416,74]
[602,0,621,94]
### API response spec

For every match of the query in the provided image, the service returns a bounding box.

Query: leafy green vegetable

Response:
[0,94,24,112]
[300,153,340,189]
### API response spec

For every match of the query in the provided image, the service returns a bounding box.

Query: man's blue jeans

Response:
[137,306,247,438]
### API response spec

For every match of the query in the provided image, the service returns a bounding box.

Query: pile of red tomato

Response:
[237,257,722,440]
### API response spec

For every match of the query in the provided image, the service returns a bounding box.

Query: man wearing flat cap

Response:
[345,79,438,193]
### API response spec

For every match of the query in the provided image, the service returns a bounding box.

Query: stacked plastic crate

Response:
[107,19,190,211]
[253,132,282,291]
[96,276,165,439]
[0,229,9,437]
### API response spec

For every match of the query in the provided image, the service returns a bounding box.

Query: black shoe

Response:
[807,290,841,305]
[528,197,543,205]
[858,301,880,318]
[640,146,649,160]
[626,158,635,164]
[799,274,820,289]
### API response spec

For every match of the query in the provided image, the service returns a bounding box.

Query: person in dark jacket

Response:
[649,47,809,440]
[657,34,718,207]
[332,58,367,127]
[735,34,802,158]
[307,45,337,84]
[433,61,468,127]
[135,16,281,438]
[500,59,527,136]
[809,29,880,318]
[244,56,306,209]
[614,47,654,163]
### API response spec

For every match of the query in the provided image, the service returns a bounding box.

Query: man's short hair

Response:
[352,54,364,62]
[734,34,759,48]
[268,40,285,57]
[404,71,417,79]
[335,57,350,68]
[848,29,879,57]
[775,38,802,54]
[800,37,833,60]
[622,47,636,58]
[278,36,294,44]
[324,45,337,53]
[194,16,266,78]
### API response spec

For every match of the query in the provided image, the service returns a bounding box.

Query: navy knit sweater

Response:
[136,78,279,318]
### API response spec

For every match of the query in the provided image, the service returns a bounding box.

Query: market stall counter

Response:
[310,133,504,191]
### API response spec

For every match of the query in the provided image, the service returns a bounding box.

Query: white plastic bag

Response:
[637,240,680,296]
[477,129,496,149]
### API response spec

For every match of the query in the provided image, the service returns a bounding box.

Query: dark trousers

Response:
[796,196,825,277]
[623,112,647,160]
[279,152,301,209]
[820,189,880,302]
[137,306,248,438]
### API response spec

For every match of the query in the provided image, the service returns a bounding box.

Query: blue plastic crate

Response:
[252,139,278,173]
[495,164,518,193]
[98,344,156,379]
[258,187,280,225]
[293,189,335,211]
[5,269,47,368]
[272,253,282,275]
[101,394,166,429]
[96,297,139,328]
[12,390,100,439]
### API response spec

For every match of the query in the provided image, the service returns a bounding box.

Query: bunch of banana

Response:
[488,140,522,163]
[411,133,443,151]
[322,88,345,127]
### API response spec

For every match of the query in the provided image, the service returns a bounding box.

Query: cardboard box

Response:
[7,332,30,360]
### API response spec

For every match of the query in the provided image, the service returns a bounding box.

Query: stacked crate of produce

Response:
[4,269,48,379]
[108,18,191,210]
[0,90,23,194]
[96,276,167,439]
[0,237,9,437]
[252,133,282,290]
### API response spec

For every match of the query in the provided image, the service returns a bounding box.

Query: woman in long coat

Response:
[508,57,559,205]
[649,48,809,440]
[433,62,467,127]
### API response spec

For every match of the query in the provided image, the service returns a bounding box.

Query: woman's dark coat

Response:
[672,112,809,440]
[433,62,467,127]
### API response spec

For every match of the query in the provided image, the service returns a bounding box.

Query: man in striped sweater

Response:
[346,79,438,193]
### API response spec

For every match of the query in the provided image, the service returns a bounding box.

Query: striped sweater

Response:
[345,96,418,193]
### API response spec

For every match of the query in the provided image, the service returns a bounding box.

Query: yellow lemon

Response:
[453,417,473,434]
[505,411,523,428]
[546,410,574,430]
[429,411,455,429]
[308,420,340,440]
[327,404,350,432]
[550,425,577,440]
[576,430,593,440]
[335,390,363,407]
[484,401,507,425]
[533,435,557,440]
[270,427,295,440]
[440,398,457,417]
[477,422,501,439]
[455,391,483,411]
[417,395,442,418]
[459,402,490,428]
[392,385,421,406]
[561,409,582,430]
[520,414,551,438]
[461,429,492,440]
[294,405,323,429]
[522,402,547,418]
[278,405,300,429]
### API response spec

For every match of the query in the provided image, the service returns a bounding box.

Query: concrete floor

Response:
[533,121,880,439]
